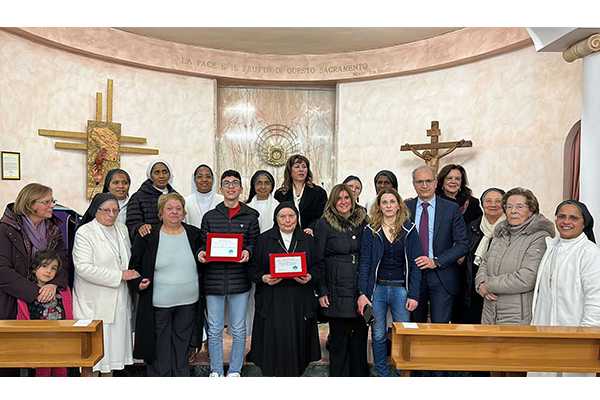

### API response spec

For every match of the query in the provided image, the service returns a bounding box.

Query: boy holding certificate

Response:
[198,170,260,377]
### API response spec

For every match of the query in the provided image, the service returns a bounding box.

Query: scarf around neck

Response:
[474,214,506,266]
[22,215,49,254]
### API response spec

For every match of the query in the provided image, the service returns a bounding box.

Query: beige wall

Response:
[0,31,216,214]
[0,31,583,221]
[337,46,583,218]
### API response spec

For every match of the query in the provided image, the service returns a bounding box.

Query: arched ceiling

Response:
[117,27,460,55]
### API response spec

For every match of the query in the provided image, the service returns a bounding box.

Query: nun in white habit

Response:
[184,164,223,229]
[246,170,279,233]
[184,164,222,351]
[529,200,600,377]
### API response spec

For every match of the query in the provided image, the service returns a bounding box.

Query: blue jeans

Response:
[206,292,249,375]
[372,283,409,377]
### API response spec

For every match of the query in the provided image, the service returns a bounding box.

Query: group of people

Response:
[1,154,599,378]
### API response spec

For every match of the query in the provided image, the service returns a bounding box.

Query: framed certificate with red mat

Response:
[269,252,307,278]
[206,233,244,262]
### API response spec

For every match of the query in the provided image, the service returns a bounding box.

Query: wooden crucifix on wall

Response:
[38,79,159,199]
[401,121,472,174]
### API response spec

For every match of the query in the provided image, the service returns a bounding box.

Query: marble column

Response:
[579,49,600,239]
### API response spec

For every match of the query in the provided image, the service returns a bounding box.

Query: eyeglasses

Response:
[505,204,528,211]
[413,179,435,186]
[221,180,241,188]
[36,199,57,206]
[98,207,120,215]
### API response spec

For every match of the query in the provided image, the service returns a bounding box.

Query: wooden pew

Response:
[0,320,104,376]
[391,323,600,375]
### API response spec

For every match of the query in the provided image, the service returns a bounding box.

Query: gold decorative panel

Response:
[217,86,336,199]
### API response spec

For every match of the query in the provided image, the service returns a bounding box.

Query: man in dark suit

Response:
[406,165,469,323]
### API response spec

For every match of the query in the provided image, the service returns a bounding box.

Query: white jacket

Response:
[72,220,131,324]
[531,233,600,327]
[184,192,223,229]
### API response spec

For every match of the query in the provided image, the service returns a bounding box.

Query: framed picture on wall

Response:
[1,151,21,180]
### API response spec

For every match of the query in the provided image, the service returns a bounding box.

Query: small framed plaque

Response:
[206,233,244,262]
[269,252,307,278]
[1,152,21,180]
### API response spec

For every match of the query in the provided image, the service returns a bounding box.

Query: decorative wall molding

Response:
[4,27,532,83]
[563,33,600,63]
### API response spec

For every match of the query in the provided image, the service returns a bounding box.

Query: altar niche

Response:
[217,86,336,198]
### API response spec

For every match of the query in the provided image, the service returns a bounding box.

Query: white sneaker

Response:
[209,372,221,377]
[226,372,241,377]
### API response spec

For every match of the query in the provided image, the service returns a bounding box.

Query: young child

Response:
[17,249,73,377]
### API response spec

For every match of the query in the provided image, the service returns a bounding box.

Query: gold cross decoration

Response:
[400,121,472,175]
[38,79,159,199]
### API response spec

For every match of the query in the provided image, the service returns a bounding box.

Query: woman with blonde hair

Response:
[0,183,69,377]
[314,183,368,376]
[357,188,422,376]
[129,192,203,376]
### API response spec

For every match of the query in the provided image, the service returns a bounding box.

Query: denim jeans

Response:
[371,283,409,377]
[206,292,249,375]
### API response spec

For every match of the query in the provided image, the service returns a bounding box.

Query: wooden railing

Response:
[392,323,600,375]
[0,320,104,376]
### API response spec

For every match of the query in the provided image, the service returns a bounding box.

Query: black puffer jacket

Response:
[314,207,367,319]
[200,202,260,295]
[125,179,176,240]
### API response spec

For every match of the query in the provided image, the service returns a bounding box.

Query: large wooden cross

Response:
[38,79,159,199]
[400,121,472,174]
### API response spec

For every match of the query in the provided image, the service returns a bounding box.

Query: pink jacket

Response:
[17,287,74,320]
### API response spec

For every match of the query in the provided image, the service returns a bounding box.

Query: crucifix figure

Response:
[38,79,159,199]
[401,121,472,174]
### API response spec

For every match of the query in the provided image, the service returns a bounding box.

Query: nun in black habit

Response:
[247,202,321,376]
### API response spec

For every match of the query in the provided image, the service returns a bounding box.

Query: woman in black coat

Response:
[128,193,203,377]
[314,184,369,377]
[436,164,483,323]
[436,164,482,226]
[126,160,176,241]
[247,202,321,377]
[274,154,327,232]
[462,187,506,324]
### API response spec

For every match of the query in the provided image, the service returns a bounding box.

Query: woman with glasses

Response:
[72,193,139,376]
[126,159,176,240]
[462,188,506,324]
[129,192,203,377]
[475,187,554,325]
[0,184,69,337]
[247,202,321,377]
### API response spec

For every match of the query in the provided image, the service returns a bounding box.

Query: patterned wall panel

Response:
[217,86,336,200]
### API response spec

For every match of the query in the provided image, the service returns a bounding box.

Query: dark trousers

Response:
[147,303,196,377]
[0,368,19,377]
[411,272,454,323]
[328,316,369,377]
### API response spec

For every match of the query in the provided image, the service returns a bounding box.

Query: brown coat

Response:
[475,213,555,325]
[0,203,69,319]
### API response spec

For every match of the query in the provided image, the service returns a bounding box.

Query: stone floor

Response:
[116,323,380,377]
[111,324,483,377]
